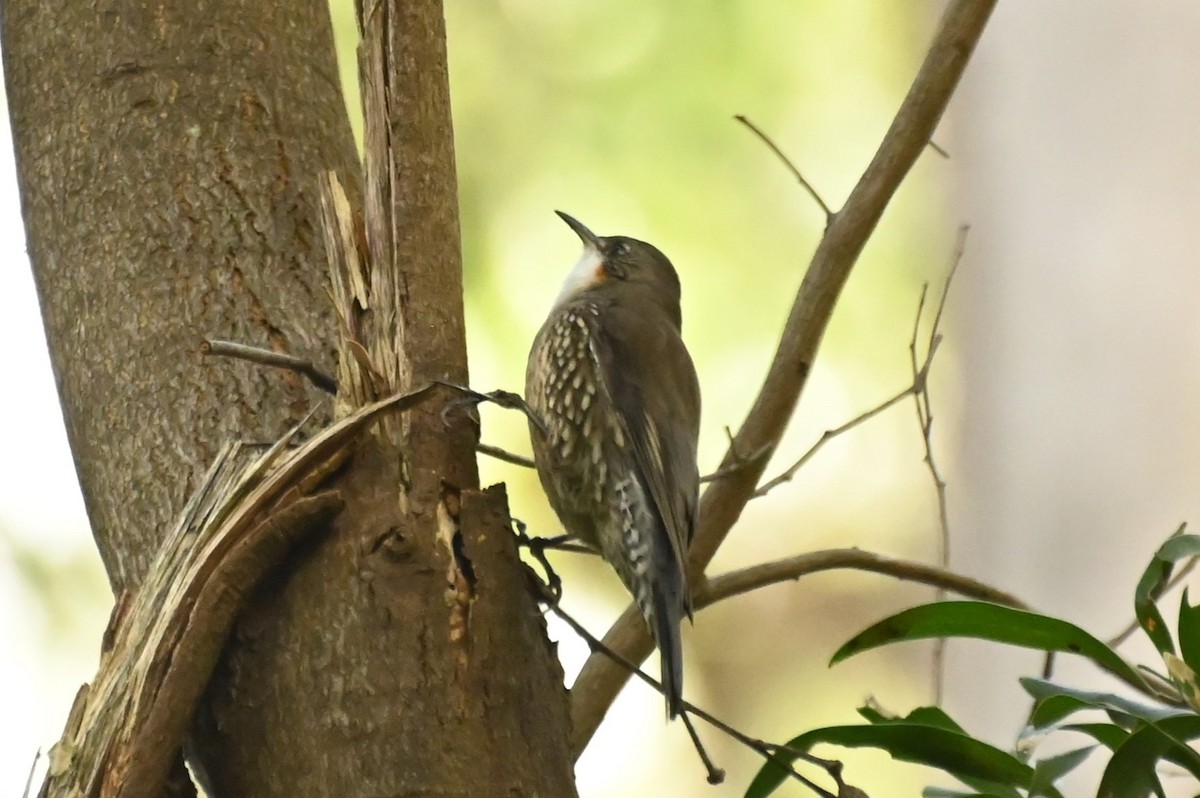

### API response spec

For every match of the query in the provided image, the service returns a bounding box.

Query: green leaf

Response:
[743,708,1047,798]
[1067,719,1200,781]
[902,705,969,734]
[1061,722,1130,750]
[1029,745,1093,794]
[833,602,1149,692]
[856,705,889,724]
[1133,527,1199,657]
[1091,718,1200,798]
[1021,678,1186,729]
[1097,729,1166,798]
[1027,681,1200,782]
[1178,588,1200,672]
[1027,693,1132,731]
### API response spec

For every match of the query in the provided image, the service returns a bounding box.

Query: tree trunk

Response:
[4,0,577,794]
[2,0,356,591]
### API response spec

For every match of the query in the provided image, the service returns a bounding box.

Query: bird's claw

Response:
[512,519,564,601]
[432,381,546,434]
[440,395,482,428]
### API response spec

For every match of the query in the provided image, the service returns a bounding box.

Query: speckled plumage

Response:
[526,212,700,717]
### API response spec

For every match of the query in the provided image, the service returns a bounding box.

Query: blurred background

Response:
[5,1,1200,795]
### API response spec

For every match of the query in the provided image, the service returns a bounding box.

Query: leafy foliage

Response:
[745,529,1200,797]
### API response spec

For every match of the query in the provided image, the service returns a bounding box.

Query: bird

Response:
[526,211,701,717]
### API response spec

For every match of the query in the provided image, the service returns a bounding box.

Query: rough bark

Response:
[6,0,577,794]
[196,436,576,796]
[1,0,357,591]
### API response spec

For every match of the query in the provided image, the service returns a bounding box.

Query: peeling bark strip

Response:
[351,0,477,486]
[39,388,436,798]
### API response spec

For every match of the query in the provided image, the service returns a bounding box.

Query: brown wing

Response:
[589,302,701,597]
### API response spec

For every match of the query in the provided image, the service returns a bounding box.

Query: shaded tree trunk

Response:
[3,0,577,794]
[3,0,355,591]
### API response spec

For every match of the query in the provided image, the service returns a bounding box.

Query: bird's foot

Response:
[510,518,563,601]
[434,380,548,435]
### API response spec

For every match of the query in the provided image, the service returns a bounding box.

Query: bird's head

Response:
[552,211,682,325]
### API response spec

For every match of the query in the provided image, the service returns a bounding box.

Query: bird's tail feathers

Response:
[649,578,686,719]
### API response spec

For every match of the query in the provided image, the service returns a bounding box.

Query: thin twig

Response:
[476,443,535,469]
[914,283,946,706]
[910,226,967,704]
[541,588,841,797]
[735,115,833,220]
[23,749,39,798]
[928,139,950,158]
[700,443,772,483]
[1107,556,1200,649]
[679,711,725,785]
[751,275,949,501]
[678,706,839,798]
[1041,651,1055,680]
[200,338,338,394]
[752,382,923,499]
[914,227,965,547]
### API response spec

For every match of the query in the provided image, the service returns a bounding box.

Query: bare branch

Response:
[476,443,535,469]
[201,338,338,395]
[569,1,998,752]
[695,548,1029,611]
[735,115,833,220]
[753,382,918,499]
[700,442,772,483]
[928,139,950,159]
[705,546,1190,713]
[911,227,965,552]
[678,712,725,785]
[756,231,959,501]
[23,750,39,798]
[910,226,967,703]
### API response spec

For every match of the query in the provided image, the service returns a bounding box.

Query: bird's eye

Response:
[604,241,631,279]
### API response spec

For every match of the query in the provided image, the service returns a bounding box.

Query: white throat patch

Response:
[553,246,605,308]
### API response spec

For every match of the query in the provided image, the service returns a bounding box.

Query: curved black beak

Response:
[555,210,600,249]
